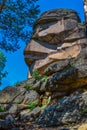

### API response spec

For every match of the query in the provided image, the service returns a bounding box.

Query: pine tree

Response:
[0,51,7,85]
[0,0,40,52]
[0,0,40,84]
[83,0,87,35]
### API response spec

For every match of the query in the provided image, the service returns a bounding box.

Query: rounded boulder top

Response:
[34,8,81,27]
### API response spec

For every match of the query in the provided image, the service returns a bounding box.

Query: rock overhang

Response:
[24,8,87,89]
[34,9,81,28]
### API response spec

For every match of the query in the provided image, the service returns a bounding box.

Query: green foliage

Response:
[40,105,47,110]
[0,51,7,85]
[47,96,51,104]
[14,82,20,87]
[69,58,75,67]
[15,101,20,104]
[70,62,75,67]
[81,108,87,114]
[0,0,40,84]
[41,75,47,82]
[78,22,82,25]
[24,83,34,90]
[32,69,42,80]
[0,107,5,112]
[40,97,51,110]
[32,69,47,82]
[28,102,36,110]
[0,0,40,52]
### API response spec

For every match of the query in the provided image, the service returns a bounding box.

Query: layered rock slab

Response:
[1,8,87,130]
[24,8,87,95]
[24,9,86,77]
[37,92,87,127]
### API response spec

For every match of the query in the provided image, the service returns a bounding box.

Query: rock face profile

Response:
[0,9,87,130]
[24,9,87,91]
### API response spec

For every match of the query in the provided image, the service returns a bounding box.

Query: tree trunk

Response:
[83,0,87,36]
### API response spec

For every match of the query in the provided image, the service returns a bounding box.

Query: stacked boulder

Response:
[24,9,87,95]
[24,9,87,128]
[0,9,87,129]
[24,9,86,76]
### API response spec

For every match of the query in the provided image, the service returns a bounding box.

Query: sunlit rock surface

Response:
[0,9,87,130]
[24,9,87,91]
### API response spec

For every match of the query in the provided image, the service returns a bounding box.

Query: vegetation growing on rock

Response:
[32,69,47,82]
[0,8,87,130]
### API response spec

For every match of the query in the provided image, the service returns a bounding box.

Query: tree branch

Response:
[0,0,7,13]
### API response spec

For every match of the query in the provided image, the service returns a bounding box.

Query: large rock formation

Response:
[38,91,87,127]
[24,9,84,75]
[24,9,87,91]
[1,9,87,130]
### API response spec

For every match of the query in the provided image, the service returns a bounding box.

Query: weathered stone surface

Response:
[44,60,69,75]
[20,107,41,122]
[34,9,80,26]
[49,44,80,59]
[24,40,57,55]
[33,57,53,73]
[0,112,9,120]
[7,104,28,114]
[52,91,68,99]
[8,104,18,114]
[45,69,87,92]
[33,19,79,44]
[32,10,85,44]
[30,107,41,118]
[0,84,40,105]
[24,39,57,67]
[28,39,87,92]
[33,80,46,92]
[24,10,87,125]
[64,24,85,42]
[24,9,87,90]
[23,90,40,105]
[0,115,16,130]
[0,8,87,130]
[37,92,87,127]
[0,87,25,103]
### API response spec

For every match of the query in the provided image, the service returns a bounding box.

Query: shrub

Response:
[0,107,5,112]
[14,82,20,87]
[24,83,34,90]
[40,97,51,110]
[81,108,87,114]
[41,75,47,82]
[32,69,42,80]
[40,105,47,110]
[28,102,36,110]
[47,96,51,104]
[32,69,47,82]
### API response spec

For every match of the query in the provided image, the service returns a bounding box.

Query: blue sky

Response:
[0,0,84,89]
